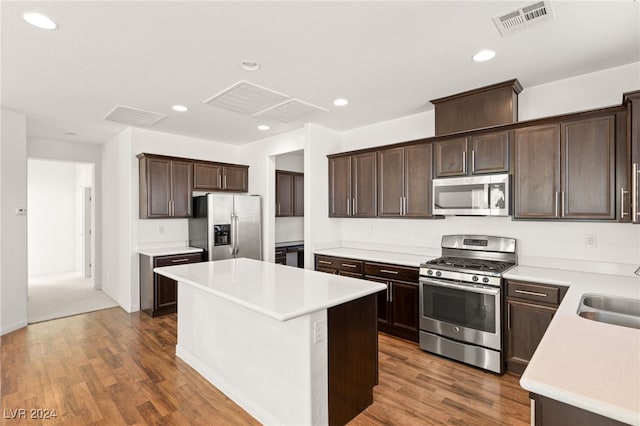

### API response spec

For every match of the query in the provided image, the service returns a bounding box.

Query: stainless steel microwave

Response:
[432,174,510,216]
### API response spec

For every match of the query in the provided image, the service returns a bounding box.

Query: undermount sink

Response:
[577,294,640,330]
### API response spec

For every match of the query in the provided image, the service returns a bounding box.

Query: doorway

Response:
[274,150,305,268]
[26,159,115,323]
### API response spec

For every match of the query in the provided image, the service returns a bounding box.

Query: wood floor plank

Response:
[1,308,530,425]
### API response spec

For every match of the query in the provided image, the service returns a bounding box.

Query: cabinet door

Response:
[276,171,294,217]
[329,156,352,217]
[378,147,404,217]
[222,165,248,192]
[390,281,419,334]
[470,131,509,174]
[506,299,556,374]
[294,173,304,216]
[434,137,468,177]
[514,124,561,218]
[561,116,615,219]
[171,160,193,218]
[155,274,178,310]
[404,143,433,217]
[352,152,377,217]
[145,157,172,218]
[193,162,222,190]
[366,276,390,325]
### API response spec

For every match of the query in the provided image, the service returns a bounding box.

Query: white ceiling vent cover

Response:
[103,105,167,127]
[492,1,555,37]
[253,98,328,123]
[203,80,289,114]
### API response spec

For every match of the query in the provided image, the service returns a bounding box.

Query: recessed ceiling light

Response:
[23,12,57,30]
[257,125,270,131]
[333,98,349,107]
[172,105,188,112]
[240,61,261,72]
[472,50,496,62]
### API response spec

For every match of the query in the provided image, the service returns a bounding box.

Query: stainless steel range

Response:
[419,235,516,374]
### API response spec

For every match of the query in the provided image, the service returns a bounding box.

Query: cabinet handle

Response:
[171,258,190,263]
[621,187,629,219]
[462,151,467,174]
[342,263,357,268]
[507,303,511,330]
[400,197,403,216]
[633,163,639,221]
[380,269,399,275]
[218,174,222,188]
[471,150,475,174]
[555,192,559,217]
[514,289,548,298]
[403,196,407,216]
[561,191,565,217]
[347,198,350,216]
[353,197,357,215]
[318,260,332,265]
[389,282,393,302]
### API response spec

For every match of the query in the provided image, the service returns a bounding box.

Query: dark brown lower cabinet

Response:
[531,393,627,426]
[139,252,202,317]
[328,293,378,426]
[275,247,286,265]
[315,254,419,343]
[505,279,567,374]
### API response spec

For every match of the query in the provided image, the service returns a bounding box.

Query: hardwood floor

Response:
[1,307,530,425]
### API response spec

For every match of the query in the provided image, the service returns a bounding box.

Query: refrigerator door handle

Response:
[229,214,236,256]
[234,214,240,256]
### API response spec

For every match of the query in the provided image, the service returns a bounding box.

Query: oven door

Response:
[419,277,501,350]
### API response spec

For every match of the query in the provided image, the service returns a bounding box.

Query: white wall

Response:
[275,151,304,243]
[1,109,28,335]
[337,63,640,275]
[28,138,101,287]
[27,159,78,275]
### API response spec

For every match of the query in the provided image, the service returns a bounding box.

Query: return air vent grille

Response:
[253,98,328,123]
[203,80,289,114]
[103,105,167,127]
[492,1,554,36]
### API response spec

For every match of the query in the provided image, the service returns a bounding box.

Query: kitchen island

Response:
[154,258,386,426]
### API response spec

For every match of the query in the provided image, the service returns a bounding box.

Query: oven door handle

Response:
[421,277,500,296]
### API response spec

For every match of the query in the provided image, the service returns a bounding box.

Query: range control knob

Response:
[435,271,442,277]
[482,277,490,284]
[472,275,479,282]
[427,269,433,276]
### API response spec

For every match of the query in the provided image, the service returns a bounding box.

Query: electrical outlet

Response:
[313,320,325,343]
[159,225,165,234]
[585,234,597,248]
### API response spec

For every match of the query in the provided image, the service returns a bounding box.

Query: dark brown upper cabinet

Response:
[328,152,377,217]
[623,90,640,224]
[138,154,193,219]
[378,143,433,217]
[193,162,248,192]
[431,79,522,135]
[276,170,303,217]
[434,130,509,178]
[514,114,616,220]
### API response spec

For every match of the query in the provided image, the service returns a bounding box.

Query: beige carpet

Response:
[28,272,119,324]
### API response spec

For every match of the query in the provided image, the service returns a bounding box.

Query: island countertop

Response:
[154,258,387,322]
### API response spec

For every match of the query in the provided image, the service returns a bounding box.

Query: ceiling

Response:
[2,1,639,145]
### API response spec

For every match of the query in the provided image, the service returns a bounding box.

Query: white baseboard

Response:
[1,319,28,336]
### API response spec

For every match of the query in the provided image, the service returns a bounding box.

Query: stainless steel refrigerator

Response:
[189,194,262,261]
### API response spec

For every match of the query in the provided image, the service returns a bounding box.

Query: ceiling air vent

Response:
[492,1,554,37]
[103,105,167,127]
[203,80,289,114]
[253,98,328,123]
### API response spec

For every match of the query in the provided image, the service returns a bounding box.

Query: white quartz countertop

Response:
[506,266,640,425]
[154,258,386,322]
[314,247,436,268]
[138,246,203,257]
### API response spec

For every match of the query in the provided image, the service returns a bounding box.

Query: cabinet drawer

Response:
[364,262,419,283]
[507,280,564,306]
[154,253,202,267]
[315,255,339,269]
[337,259,363,273]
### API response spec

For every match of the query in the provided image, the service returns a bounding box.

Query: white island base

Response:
[155,259,385,426]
